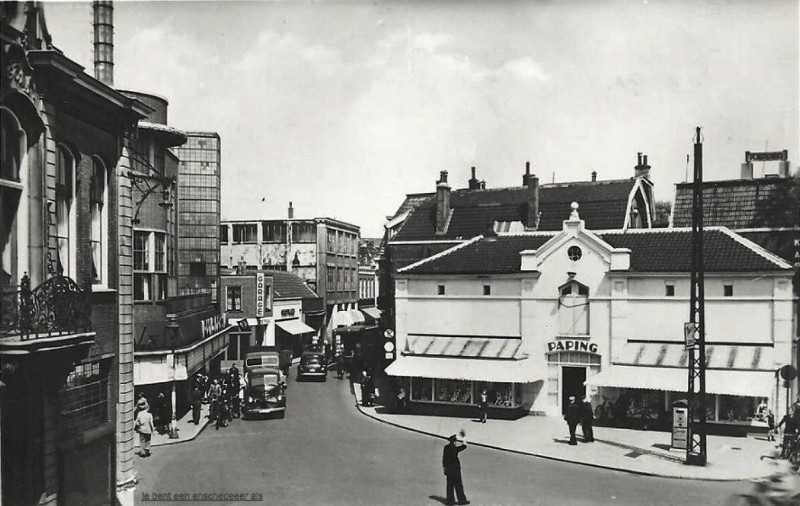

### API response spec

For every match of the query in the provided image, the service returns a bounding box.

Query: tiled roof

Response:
[262,270,320,300]
[672,177,800,229]
[400,228,790,275]
[391,180,637,241]
[739,230,798,264]
[400,234,554,275]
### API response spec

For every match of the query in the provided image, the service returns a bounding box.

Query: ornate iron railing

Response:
[0,274,92,340]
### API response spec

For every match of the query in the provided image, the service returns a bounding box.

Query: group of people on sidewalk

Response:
[564,395,595,445]
[204,365,246,430]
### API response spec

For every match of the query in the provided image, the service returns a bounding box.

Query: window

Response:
[189,262,205,276]
[133,231,167,301]
[90,157,108,285]
[558,280,589,335]
[665,284,675,297]
[219,225,229,244]
[724,284,733,297]
[483,285,491,296]
[226,286,242,312]
[232,224,257,244]
[567,246,582,261]
[1,108,25,290]
[438,284,445,295]
[56,145,76,276]
[292,222,316,243]
[60,361,108,433]
[262,222,286,243]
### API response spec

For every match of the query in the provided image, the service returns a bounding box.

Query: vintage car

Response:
[296,351,327,381]
[242,366,286,419]
[244,349,287,386]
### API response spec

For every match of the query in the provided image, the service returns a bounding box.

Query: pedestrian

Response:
[155,392,169,434]
[216,387,230,430]
[442,432,470,506]
[209,379,222,420]
[581,397,595,442]
[190,383,203,425]
[767,409,776,442]
[361,370,374,407]
[135,398,155,457]
[135,392,149,418]
[777,407,799,458]
[478,388,488,424]
[396,386,408,413]
[564,395,582,446]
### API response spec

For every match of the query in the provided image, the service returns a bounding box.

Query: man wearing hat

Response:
[442,431,469,505]
[135,397,155,457]
[581,396,595,443]
[564,395,582,445]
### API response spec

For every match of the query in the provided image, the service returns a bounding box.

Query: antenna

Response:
[685,154,690,182]
[551,172,555,184]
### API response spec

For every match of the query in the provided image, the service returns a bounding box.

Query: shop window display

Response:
[718,395,756,422]
[436,379,472,404]
[474,382,519,408]
[615,389,666,422]
[411,377,433,401]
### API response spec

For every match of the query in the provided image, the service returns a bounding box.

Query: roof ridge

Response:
[398,235,484,273]
[716,227,793,269]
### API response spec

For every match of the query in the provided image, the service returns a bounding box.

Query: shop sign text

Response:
[547,340,598,354]
[256,273,265,317]
[281,308,296,317]
[202,314,226,339]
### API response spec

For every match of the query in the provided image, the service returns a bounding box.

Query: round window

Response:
[567,246,582,261]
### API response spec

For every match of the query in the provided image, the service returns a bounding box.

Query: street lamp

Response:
[166,319,181,439]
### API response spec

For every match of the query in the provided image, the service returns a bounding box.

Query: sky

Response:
[45,0,799,238]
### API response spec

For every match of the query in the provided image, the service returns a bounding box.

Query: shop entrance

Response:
[561,366,586,414]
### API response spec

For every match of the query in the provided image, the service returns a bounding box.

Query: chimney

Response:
[480,180,486,190]
[288,201,294,219]
[436,170,451,234]
[468,166,480,190]
[92,1,114,86]
[524,165,540,230]
[522,161,531,186]
[591,171,597,182]
[634,152,651,179]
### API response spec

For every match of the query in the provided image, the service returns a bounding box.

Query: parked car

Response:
[297,352,327,381]
[242,366,286,419]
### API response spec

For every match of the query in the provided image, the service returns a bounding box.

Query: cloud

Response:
[501,57,548,82]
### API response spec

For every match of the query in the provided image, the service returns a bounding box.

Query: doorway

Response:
[561,366,586,414]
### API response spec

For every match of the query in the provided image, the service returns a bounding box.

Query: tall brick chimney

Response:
[634,152,651,179]
[92,1,114,86]
[591,171,597,182]
[468,166,480,190]
[288,201,294,219]
[435,170,451,234]
[523,162,539,230]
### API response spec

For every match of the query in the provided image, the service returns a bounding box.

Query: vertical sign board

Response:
[256,273,265,317]
[672,404,689,449]
[684,322,697,349]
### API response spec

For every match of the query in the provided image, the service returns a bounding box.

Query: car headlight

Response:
[247,396,253,403]
[277,395,283,401]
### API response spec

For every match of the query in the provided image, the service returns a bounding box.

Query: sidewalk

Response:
[352,377,778,481]
[135,403,211,449]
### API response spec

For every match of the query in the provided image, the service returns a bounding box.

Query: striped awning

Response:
[585,365,776,397]
[405,335,527,360]
[386,355,542,383]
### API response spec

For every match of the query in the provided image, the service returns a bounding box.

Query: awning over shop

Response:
[584,365,776,398]
[386,356,542,383]
[361,307,382,320]
[405,335,526,359]
[330,310,355,328]
[276,319,315,335]
[349,309,365,325]
[615,342,775,370]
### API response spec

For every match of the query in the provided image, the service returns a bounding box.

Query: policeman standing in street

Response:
[442,431,470,506]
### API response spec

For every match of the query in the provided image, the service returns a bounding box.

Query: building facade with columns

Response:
[390,204,794,430]
[1,3,149,504]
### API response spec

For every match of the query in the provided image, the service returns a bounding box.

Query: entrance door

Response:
[561,366,586,414]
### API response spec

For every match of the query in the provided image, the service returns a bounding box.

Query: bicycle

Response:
[725,455,800,506]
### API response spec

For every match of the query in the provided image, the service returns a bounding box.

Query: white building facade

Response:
[390,206,794,428]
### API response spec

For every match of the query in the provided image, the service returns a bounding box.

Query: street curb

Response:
[349,388,754,483]
[150,415,212,448]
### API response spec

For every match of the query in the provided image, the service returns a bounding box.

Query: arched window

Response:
[1,107,26,290]
[56,144,77,277]
[558,280,589,336]
[91,156,109,285]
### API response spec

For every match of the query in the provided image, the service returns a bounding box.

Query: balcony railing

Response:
[0,274,92,340]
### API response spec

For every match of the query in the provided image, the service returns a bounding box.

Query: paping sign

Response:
[547,340,599,354]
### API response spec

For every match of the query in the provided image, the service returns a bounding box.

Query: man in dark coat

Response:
[564,395,582,445]
[581,397,595,442]
[190,383,203,425]
[442,433,469,505]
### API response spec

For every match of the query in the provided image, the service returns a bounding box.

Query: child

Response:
[767,409,776,442]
